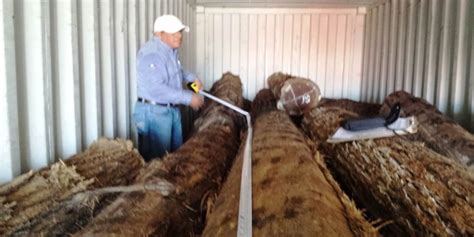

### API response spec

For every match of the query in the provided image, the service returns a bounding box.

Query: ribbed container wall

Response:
[194,7,367,100]
[0,0,196,182]
[361,0,474,132]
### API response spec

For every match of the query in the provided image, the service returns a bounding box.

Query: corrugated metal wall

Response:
[0,0,195,182]
[361,0,474,132]
[194,7,367,100]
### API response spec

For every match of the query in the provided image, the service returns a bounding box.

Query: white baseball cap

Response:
[154,15,190,33]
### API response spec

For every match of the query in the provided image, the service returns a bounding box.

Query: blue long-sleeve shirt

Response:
[136,36,195,105]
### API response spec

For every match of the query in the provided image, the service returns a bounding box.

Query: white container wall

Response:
[195,6,367,100]
[361,0,474,131]
[0,0,196,182]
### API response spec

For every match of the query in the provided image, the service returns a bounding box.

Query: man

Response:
[134,14,204,161]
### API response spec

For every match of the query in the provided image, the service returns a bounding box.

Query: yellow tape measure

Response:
[187,82,200,93]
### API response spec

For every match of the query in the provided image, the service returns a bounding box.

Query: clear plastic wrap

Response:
[277,78,321,115]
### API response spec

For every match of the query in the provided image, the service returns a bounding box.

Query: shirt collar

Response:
[153,36,177,54]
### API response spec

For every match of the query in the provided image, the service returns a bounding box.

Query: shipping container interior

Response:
[0,0,473,182]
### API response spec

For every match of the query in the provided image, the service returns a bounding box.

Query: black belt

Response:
[137,97,177,107]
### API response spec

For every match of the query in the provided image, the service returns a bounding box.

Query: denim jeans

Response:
[133,102,183,161]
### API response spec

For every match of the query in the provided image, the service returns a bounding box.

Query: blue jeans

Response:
[133,102,183,161]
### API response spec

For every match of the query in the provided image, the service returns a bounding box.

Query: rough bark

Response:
[302,107,474,236]
[0,138,144,236]
[381,91,474,171]
[266,72,295,99]
[203,89,378,237]
[74,72,244,237]
[319,98,381,117]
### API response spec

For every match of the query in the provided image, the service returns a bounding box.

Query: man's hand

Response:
[190,94,204,110]
[193,79,203,91]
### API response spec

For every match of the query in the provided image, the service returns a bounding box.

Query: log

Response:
[74,72,244,236]
[0,138,144,236]
[203,89,378,236]
[381,91,474,171]
[301,107,474,236]
[63,138,144,187]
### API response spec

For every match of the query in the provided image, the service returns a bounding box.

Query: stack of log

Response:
[305,90,473,172]
[301,106,474,236]
[265,72,473,235]
[203,87,378,235]
[381,91,474,171]
[0,138,144,236]
[3,70,473,236]
[74,72,245,236]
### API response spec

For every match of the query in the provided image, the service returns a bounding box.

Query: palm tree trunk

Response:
[203,89,378,237]
[1,139,144,236]
[301,107,474,236]
[74,72,245,237]
[381,91,474,171]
